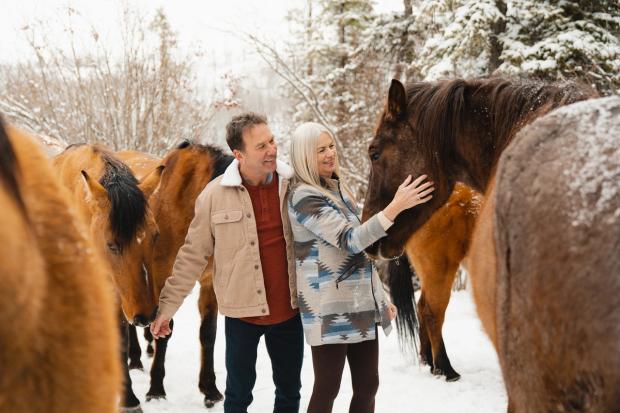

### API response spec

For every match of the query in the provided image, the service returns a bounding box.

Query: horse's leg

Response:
[198,272,223,408]
[422,262,460,381]
[145,319,173,401]
[411,246,461,382]
[120,317,143,412]
[144,326,154,357]
[127,324,143,370]
[416,292,434,368]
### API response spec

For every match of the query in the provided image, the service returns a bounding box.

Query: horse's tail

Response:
[0,115,27,215]
[387,254,419,355]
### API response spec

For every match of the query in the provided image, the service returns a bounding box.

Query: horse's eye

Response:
[370,152,380,161]
[107,241,121,255]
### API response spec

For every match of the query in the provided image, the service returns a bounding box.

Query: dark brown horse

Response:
[118,141,234,408]
[0,118,120,412]
[362,78,620,411]
[53,144,162,412]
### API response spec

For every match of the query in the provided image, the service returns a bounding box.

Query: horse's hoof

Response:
[446,371,461,382]
[145,392,166,402]
[203,391,224,408]
[120,405,143,413]
[128,360,144,370]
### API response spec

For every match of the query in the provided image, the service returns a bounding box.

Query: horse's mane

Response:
[97,147,148,252]
[171,140,234,181]
[401,77,596,180]
[0,116,27,215]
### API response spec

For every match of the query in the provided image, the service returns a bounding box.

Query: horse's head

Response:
[81,157,163,326]
[362,79,457,259]
[147,141,234,295]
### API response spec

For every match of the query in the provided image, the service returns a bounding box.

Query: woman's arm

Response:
[289,190,386,254]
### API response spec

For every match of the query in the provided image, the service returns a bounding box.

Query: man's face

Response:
[235,123,278,180]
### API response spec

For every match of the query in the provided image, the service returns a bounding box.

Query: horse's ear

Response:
[81,170,108,207]
[138,165,165,200]
[387,79,407,119]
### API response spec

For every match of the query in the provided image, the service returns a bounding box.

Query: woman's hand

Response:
[387,303,398,321]
[382,174,434,221]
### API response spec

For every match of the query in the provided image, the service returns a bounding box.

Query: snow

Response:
[558,97,620,226]
[129,289,507,412]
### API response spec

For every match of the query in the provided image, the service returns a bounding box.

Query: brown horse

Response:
[362,78,620,411]
[382,183,481,381]
[53,144,162,412]
[0,118,120,412]
[118,141,234,408]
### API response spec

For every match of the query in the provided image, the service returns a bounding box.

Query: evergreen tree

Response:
[500,0,620,94]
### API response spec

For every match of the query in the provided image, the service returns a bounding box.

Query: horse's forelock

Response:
[99,152,147,251]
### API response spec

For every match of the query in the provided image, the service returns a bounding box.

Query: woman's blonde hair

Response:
[289,122,354,205]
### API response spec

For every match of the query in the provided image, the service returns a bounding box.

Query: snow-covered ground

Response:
[130,289,507,412]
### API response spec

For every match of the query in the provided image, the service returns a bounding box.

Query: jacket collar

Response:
[220,158,295,187]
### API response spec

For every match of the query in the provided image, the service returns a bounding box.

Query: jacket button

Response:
[240,187,245,192]
[246,213,251,218]
[224,215,229,220]
[250,241,255,246]
[254,265,259,270]
[261,309,266,314]
[257,289,262,294]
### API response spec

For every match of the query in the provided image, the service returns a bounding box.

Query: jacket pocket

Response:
[211,210,245,249]
[335,254,363,289]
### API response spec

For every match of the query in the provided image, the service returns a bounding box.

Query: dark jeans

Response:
[224,314,304,413]
[307,338,379,413]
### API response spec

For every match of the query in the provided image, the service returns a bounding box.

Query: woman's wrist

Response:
[382,203,399,221]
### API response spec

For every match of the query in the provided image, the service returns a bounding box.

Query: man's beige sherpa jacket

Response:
[157,159,298,319]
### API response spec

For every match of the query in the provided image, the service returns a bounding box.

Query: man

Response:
[150,113,303,413]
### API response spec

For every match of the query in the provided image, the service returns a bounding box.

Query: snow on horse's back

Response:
[491,96,620,412]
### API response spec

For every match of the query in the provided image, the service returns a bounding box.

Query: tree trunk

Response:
[488,0,507,73]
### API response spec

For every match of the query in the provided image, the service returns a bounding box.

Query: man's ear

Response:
[233,149,243,162]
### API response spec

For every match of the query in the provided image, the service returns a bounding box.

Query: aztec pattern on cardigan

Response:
[288,178,392,346]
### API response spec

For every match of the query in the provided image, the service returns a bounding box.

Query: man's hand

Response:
[150,314,172,339]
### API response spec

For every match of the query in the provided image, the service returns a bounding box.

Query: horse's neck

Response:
[456,98,544,193]
[454,122,508,194]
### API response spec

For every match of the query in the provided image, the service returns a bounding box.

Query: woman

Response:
[288,122,434,413]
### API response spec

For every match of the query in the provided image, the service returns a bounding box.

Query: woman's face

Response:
[316,132,337,179]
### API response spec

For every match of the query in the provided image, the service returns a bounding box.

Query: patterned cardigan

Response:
[288,178,392,346]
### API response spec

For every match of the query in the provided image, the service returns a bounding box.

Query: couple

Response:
[150,113,434,413]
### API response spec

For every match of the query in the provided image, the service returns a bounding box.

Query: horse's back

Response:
[0,125,120,412]
[494,96,620,412]
[116,150,161,179]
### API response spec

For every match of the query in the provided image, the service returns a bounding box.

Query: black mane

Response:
[99,150,148,251]
[175,140,234,181]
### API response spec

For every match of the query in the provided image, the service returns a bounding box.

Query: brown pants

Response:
[307,338,379,413]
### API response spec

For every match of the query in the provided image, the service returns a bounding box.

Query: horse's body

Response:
[53,144,162,412]
[481,98,620,411]
[0,120,120,412]
[362,78,620,411]
[117,142,234,408]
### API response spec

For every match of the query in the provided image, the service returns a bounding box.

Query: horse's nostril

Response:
[133,314,149,327]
